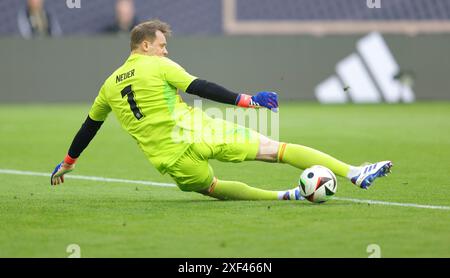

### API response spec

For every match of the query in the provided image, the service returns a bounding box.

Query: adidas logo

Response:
[315,32,415,104]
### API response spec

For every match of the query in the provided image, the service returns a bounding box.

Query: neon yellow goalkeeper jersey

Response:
[89,53,197,173]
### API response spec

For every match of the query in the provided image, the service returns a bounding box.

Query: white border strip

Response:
[1,168,449,211]
[222,0,450,35]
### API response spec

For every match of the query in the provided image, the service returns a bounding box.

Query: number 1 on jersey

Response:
[121,85,144,120]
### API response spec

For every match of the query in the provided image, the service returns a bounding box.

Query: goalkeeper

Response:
[50,20,392,200]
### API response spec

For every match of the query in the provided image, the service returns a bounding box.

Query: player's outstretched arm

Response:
[50,116,104,185]
[185,79,278,111]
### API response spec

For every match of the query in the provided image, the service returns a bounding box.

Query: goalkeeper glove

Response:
[236,91,278,111]
[50,155,77,185]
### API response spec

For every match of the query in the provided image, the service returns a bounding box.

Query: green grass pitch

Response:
[0,102,449,257]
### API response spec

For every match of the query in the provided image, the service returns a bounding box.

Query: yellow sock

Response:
[278,143,352,178]
[206,179,301,201]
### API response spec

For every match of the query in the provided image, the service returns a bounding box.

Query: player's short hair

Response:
[130,19,172,50]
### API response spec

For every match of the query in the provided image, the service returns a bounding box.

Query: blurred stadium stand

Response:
[236,0,450,20]
[0,0,222,36]
[1,0,450,36]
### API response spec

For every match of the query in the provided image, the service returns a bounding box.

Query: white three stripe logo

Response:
[315,32,415,104]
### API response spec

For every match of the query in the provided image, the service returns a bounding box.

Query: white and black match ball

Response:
[298,165,338,203]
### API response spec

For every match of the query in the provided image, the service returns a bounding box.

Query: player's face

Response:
[148,30,168,57]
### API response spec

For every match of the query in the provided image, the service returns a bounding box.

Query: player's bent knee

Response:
[173,176,213,193]
[176,181,209,193]
[256,134,279,161]
[177,176,218,196]
[195,177,219,197]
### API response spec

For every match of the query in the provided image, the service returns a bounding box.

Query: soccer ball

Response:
[298,165,337,203]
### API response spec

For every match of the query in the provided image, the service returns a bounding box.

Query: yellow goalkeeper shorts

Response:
[166,121,260,192]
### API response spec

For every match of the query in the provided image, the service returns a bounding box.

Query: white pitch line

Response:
[0,168,175,187]
[1,168,450,211]
[333,197,450,211]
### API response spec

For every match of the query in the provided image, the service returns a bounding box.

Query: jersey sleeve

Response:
[160,57,197,92]
[88,84,111,122]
